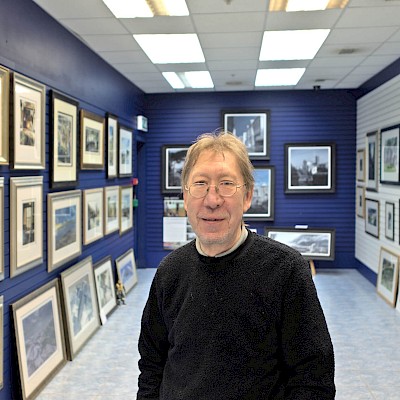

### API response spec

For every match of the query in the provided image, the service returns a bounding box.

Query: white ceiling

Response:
[33,0,400,93]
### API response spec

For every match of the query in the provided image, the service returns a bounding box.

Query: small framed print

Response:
[366,131,379,191]
[0,177,3,281]
[104,185,120,235]
[120,185,133,235]
[380,125,400,184]
[80,109,105,170]
[356,186,365,218]
[161,145,189,194]
[365,198,379,238]
[118,125,133,177]
[51,91,79,188]
[10,176,43,278]
[83,188,104,245]
[357,149,365,182]
[115,248,138,294]
[222,110,270,160]
[47,190,82,272]
[385,202,395,241]
[106,113,118,179]
[0,65,9,165]
[10,73,45,170]
[377,247,399,307]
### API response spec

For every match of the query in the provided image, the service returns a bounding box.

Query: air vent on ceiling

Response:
[225,81,243,86]
[338,48,358,55]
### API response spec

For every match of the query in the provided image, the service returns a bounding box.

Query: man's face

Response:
[183,150,253,256]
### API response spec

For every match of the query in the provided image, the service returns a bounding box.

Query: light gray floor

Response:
[37,268,400,399]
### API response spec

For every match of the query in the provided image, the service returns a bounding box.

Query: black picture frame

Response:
[385,201,395,241]
[365,198,379,238]
[380,125,400,185]
[161,144,190,194]
[366,130,379,192]
[106,113,118,179]
[118,125,133,178]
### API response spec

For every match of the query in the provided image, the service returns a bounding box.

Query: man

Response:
[137,131,335,399]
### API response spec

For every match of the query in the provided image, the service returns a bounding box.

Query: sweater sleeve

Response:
[280,257,336,399]
[137,272,169,400]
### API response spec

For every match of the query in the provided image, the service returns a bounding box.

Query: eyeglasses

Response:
[185,181,246,198]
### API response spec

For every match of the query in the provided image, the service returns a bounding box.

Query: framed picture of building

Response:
[365,198,379,238]
[119,185,133,235]
[377,247,399,307]
[366,130,379,191]
[106,114,118,179]
[162,145,189,194]
[118,125,133,177]
[0,66,9,165]
[380,125,400,184]
[115,248,138,294]
[83,188,104,245]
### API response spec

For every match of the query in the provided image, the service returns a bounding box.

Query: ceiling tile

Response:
[336,6,400,28]
[60,18,128,35]
[34,0,111,18]
[198,32,262,49]
[120,16,195,34]
[80,34,140,51]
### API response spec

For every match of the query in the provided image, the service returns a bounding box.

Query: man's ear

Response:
[243,187,253,213]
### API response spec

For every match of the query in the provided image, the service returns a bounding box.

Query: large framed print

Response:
[285,143,335,193]
[380,125,400,184]
[0,65,9,164]
[0,178,3,281]
[12,279,67,400]
[115,248,138,294]
[106,113,118,178]
[80,109,105,170]
[10,72,45,170]
[118,125,133,177]
[356,149,365,182]
[385,201,395,241]
[120,185,133,235]
[83,188,104,245]
[356,186,365,219]
[47,190,82,272]
[365,198,379,238]
[104,185,120,235]
[222,110,270,160]
[60,256,100,360]
[10,176,43,278]
[0,295,3,390]
[50,91,78,188]
[243,165,275,220]
[377,247,399,307]
[162,145,189,194]
[265,227,335,261]
[366,130,379,191]
[93,256,117,323]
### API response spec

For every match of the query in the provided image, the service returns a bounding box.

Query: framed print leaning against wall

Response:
[377,247,399,307]
[0,178,3,281]
[380,125,400,184]
[116,248,138,294]
[0,65,9,165]
[366,130,379,191]
[118,125,133,177]
[106,113,118,179]
[104,185,120,235]
[83,188,104,245]
[162,145,189,194]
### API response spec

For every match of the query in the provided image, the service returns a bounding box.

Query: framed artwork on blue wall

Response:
[380,125,400,185]
[118,125,133,177]
[115,248,138,294]
[366,130,379,191]
[106,113,118,179]
[83,188,104,245]
[162,144,189,194]
[0,295,3,390]
[104,185,120,235]
[0,177,3,281]
[119,185,133,235]
[0,65,9,165]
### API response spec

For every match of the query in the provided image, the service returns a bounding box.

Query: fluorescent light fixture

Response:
[259,30,330,60]
[286,0,329,11]
[134,34,205,64]
[102,0,153,18]
[162,0,189,15]
[162,71,214,89]
[255,68,306,86]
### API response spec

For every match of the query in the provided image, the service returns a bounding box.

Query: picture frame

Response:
[377,247,399,307]
[120,185,133,235]
[0,65,9,165]
[12,279,67,400]
[243,165,275,220]
[0,177,3,281]
[118,125,133,177]
[83,188,104,245]
[93,256,117,323]
[50,90,79,188]
[115,248,138,294]
[106,113,118,179]
[222,110,270,160]
[365,198,379,238]
[264,227,335,260]
[0,295,3,390]
[385,201,395,241]
[47,190,82,272]
[356,148,365,182]
[60,256,100,360]
[366,130,379,191]
[10,72,45,170]
[161,145,189,194]
[10,176,43,278]
[285,143,336,193]
[104,185,120,235]
[80,109,105,170]
[356,186,365,219]
[380,125,400,184]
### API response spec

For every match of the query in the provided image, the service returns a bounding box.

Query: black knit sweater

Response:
[137,231,335,399]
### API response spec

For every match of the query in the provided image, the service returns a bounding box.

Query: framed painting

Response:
[162,145,189,194]
[47,190,82,272]
[10,72,45,170]
[356,148,365,182]
[366,130,379,191]
[385,202,395,241]
[93,256,117,324]
[12,279,67,400]
[222,110,270,160]
[285,143,336,193]
[106,113,118,178]
[118,125,133,177]
[243,165,275,220]
[0,295,3,390]
[377,247,399,307]
[10,176,43,278]
[264,227,335,261]
[83,188,104,245]
[356,186,365,219]
[0,65,9,164]
[365,198,379,238]
[380,125,400,184]
[115,248,138,294]
[50,90,78,188]
[60,256,100,360]
[80,109,105,170]
[120,185,133,235]
[0,178,3,281]
[104,185,120,235]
